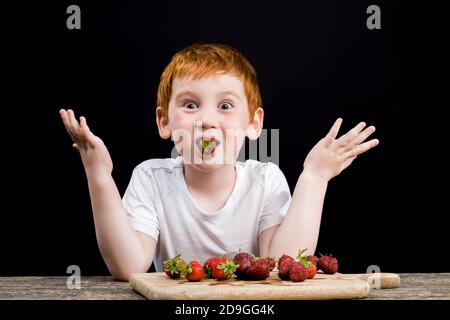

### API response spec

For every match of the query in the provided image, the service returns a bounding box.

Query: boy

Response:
[59,43,379,281]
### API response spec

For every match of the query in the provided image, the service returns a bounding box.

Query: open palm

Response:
[60,109,113,177]
[303,118,379,181]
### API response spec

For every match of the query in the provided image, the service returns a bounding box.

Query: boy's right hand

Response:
[60,109,113,178]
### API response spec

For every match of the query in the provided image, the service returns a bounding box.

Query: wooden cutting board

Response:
[129,271,400,300]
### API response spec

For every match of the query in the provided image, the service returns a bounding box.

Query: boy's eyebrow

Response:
[174,90,199,100]
[174,90,241,101]
[217,91,241,101]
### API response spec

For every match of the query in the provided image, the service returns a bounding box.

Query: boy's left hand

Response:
[303,118,379,181]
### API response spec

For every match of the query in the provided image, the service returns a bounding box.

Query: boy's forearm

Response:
[268,170,328,258]
[86,173,150,279]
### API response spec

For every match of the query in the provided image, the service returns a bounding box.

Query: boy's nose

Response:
[197,108,218,129]
[194,119,216,132]
[200,120,216,129]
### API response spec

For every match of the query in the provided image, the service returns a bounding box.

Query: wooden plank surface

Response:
[1,273,449,300]
[0,276,143,300]
[367,273,450,300]
[129,271,381,300]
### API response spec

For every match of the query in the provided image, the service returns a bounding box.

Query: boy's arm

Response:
[60,109,155,281]
[88,173,156,280]
[264,119,379,258]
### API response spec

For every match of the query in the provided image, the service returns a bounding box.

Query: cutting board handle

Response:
[332,272,400,289]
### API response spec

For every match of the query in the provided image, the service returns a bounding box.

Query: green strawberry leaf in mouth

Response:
[201,140,216,153]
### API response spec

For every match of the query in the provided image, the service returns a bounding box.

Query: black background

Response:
[2,0,449,276]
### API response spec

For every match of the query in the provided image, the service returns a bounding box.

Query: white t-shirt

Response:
[122,156,291,272]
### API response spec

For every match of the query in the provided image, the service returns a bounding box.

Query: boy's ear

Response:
[246,107,264,140]
[156,106,172,139]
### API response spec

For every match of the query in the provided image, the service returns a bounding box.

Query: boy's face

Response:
[157,74,263,168]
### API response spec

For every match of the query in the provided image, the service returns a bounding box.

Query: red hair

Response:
[157,43,262,118]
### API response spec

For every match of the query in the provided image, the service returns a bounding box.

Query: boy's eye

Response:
[183,102,199,109]
[219,102,233,110]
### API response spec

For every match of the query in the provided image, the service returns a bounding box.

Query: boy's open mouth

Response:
[196,137,220,156]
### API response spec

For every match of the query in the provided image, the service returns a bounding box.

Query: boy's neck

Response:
[183,163,236,194]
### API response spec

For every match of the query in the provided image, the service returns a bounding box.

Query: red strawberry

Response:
[307,255,319,266]
[183,261,205,282]
[278,259,294,280]
[296,249,317,279]
[307,264,317,279]
[163,254,186,279]
[318,255,338,274]
[212,259,238,280]
[203,257,226,279]
[278,254,294,269]
[289,261,309,282]
[264,257,276,271]
[246,259,270,280]
[233,252,253,279]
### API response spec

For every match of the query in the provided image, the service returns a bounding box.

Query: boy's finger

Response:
[60,109,71,130]
[67,109,81,133]
[343,139,379,158]
[80,116,87,127]
[340,121,366,141]
[341,126,376,153]
[60,109,78,141]
[326,118,342,142]
[80,116,91,133]
[80,116,97,147]
[334,121,366,149]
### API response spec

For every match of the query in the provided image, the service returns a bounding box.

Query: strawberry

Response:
[163,254,186,279]
[289,261,309,282]
[264,257,276,271]
[203,257,226,279]
[278,254,294,269]
[183,261,205,282]
[233,252,253,279]
[307,255,319,267]
[278,259,294,280]
[212,259,238,280]
[201,139,216,153]
[307,264,317,279]
[296,249,317,279]
[318,254,338,274]
[246,259,270,280]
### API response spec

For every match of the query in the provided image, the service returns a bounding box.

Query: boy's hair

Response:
[157,43,262,119]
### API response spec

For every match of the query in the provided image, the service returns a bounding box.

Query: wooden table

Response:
[0,273,449,300]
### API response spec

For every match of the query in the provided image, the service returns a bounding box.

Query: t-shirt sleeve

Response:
[122,166,159,242]
[258,163,292,235]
